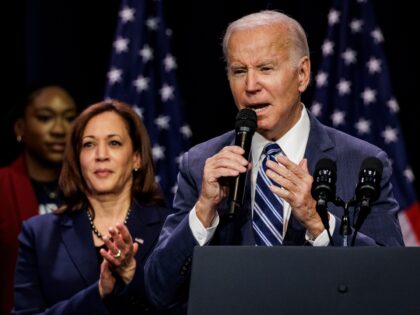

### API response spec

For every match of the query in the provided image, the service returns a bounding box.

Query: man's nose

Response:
[245,71,261,93]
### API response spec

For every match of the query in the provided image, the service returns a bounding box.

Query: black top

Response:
[30,179,61,214]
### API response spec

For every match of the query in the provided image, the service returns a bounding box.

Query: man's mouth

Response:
[248,103,270,112]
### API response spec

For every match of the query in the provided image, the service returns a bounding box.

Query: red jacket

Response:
[0,155,38,314]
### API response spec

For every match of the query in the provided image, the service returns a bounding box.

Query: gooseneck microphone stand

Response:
[315,197,335,246]
[333,197,355,247]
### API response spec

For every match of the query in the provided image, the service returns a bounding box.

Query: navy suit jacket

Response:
[13,201,172,315]
[145,110,404,310]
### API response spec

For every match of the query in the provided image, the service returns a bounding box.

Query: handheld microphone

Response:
[228,108,257,218]
[353,157,383,231]
[311,158,337,230]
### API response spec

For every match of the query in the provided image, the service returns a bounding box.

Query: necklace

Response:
[86,208,131,240]
[32,179,60,200]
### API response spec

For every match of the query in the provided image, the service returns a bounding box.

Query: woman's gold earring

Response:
[16,135,22,143]
[134,168,139,172]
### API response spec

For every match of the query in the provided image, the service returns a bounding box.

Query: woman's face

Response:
[15,86,77,165]
[79,111,141,197]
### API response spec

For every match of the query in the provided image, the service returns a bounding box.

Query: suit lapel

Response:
[127,203,165,263]
[240,159,256,245]
[305,111,337,172]
[60,210,98,285]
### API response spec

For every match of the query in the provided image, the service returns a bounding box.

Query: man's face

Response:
[226,24,310,140]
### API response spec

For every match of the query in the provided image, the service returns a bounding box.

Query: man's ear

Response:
[297,56,311,93]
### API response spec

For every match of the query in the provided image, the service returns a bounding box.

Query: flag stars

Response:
[387,98,399,113]
[321,40,335,56]
[175,153,184,165]
[361,87,377,105]
[107,3,190,200]
[163,54,177,71]
[107,67,123,85]
[180,125,192,138]
[160,84,174,102]
[119,6,135,23]
[404,167,415,183]
[366,57,382,74]
[132,106,144,119]
[371,28,384,43]
[328,9,340,25]
[133,75,149,92]
[146,17,159,30]
[336,79,351,95]
[381,126,398,144]
[310,102,322,117]
[331,110,346,126]
[171,184,178,195]
[349,19,363,33]
[139,45,154,62]
[355,118,371,135]
[113,37,129,53]
[341,48,357,65]
[165,28,173,37]
[155,115,171,130]
[152,144,165,160]
[315,71,328,87]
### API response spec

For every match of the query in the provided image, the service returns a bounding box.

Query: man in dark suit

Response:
[144,10,404,310]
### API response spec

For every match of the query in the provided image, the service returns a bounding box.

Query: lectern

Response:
[188,246,420,315]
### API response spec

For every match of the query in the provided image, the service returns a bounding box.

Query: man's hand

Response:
[265,156,325,238]
[196,146,249,227]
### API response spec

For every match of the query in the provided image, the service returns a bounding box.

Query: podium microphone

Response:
[228,108,257,218]
[353,157,383,232]
[311,158,337,245]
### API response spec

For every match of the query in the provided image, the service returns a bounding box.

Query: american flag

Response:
[105,0,191,203]
[311,0,420,245]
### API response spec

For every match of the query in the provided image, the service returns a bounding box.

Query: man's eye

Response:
[260,66,273,72]
[232,69,246,76]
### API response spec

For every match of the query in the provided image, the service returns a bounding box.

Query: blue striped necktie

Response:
[253,143,284,246]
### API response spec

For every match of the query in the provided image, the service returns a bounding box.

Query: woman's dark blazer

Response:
[13,200,172,315]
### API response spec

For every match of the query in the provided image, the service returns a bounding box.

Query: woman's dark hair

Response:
[58,100,165,212]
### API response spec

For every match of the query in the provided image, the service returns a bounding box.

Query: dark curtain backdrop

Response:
[2,0,419,196]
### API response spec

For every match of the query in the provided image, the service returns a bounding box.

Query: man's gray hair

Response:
[222,10,310,65]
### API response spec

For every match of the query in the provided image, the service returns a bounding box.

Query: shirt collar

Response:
[251,104,310,165]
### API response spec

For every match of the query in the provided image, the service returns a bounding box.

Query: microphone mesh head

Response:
[311,158,337,201]
[356,156,383,202]
[315,158,337,175]
[360,157,383,176]
[235,108,257,132]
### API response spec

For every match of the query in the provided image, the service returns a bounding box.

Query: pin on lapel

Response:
[134,237,144,245]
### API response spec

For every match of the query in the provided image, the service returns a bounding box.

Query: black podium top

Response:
[188,246,420,315]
